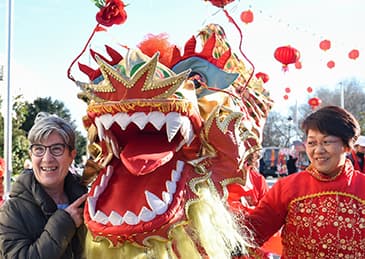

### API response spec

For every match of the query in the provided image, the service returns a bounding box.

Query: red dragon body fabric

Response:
[73,22,273,258]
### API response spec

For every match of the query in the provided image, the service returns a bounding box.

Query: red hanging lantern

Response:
[327,60,335,69]
[348,49,360,60]
[285,87,291,93]
[206,0,235,8]
[308,97,322,110]
[283,95,289,100]
[274,45,300,72]
[319,39,331,51]
[306,86,313,93]
[240,10,254,24]
[295,60,302,69]
[255,72,269,83]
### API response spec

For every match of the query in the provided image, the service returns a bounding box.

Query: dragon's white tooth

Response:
[145,191,168,215]
[166,112,183,142]
[139,206,156,222]
[179,117,194,144]
[175,139,186,152]
[109,211,123,226]
[98,168,113,194]
[100,174,107,188]
[110,139,120,159]
[162,191,172,205]
[106,165,113,177]
[179,116,189,141]
[94,210,109,224]
[93,186,101,197]
[176,160,184,173]
[149,111,166,130]
[186,124,195,145]
[124,210,139,225]
[171,169,181,182]
[106,131,120,159]
[114,113,131,130]
[95,117,105,140]
[187,134,195,146]
[166,180,176,194]
[99,114,114,130]
[97,179,108,195]
[132,112,149,129]
[87,196,97,218]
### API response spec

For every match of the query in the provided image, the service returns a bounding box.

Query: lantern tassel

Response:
[282,64,289,72]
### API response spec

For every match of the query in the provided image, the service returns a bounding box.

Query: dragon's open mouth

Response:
[84,107,200,243]
[87,160,185,226]
[94,111,195,175]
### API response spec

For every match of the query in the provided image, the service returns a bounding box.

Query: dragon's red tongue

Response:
[120,135,176,175]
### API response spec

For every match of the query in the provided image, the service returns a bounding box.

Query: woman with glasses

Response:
[245,106,365,258]
[0,112,88,259]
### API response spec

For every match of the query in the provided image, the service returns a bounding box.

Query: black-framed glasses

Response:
[30,143,69,157]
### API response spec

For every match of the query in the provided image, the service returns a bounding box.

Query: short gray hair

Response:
[28,112,76,150]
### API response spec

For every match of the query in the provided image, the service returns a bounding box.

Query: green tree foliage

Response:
[0,95,32,176]
[21,97,71,132]
[12,95,31,175]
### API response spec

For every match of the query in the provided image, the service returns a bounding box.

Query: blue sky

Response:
[1,0,365,131]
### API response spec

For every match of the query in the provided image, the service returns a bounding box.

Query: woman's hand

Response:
[65,194,88,227]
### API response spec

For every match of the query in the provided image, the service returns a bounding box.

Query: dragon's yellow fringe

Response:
[84,185,252,259]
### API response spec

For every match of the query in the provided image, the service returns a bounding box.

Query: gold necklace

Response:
[306,164,344,182]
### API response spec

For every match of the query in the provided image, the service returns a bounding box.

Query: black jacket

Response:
[0,171,87,259]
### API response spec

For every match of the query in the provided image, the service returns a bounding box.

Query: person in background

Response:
[23,158,33,174]
[0,112,88,259]
[286,155,298,175]
[246,105,365,258]
[347,135,365,173]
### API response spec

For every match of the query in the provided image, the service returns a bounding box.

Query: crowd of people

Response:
[0,105,365,258]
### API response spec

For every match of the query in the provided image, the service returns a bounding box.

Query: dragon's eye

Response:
[188,72,206,89]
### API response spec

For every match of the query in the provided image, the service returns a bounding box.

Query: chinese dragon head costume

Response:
[70,4,273,257]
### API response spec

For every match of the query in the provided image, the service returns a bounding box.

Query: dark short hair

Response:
[301,106,360,148]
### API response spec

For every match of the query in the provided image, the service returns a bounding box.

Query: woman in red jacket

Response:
[246,106,365,258]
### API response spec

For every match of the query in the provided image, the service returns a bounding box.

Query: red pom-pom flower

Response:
[95,0,127,27]
[206,0,235,8]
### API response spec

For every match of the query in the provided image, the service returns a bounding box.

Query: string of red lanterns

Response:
[203,1,362,106]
